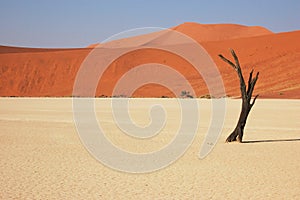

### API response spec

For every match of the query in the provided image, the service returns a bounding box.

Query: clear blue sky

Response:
[1,0,299,48]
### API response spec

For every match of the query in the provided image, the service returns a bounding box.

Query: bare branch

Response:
[248,72,259,98]
[236,67,247,100]
[219,50,247,100]
[230,49,241,69]
[247,69,254,95]
[230,49,247,98]
[251,94,259,108]
[218,54,237,70]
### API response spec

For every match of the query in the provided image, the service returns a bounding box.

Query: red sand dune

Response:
[0,23,299,98]
[0,47,91,96]
[173,22,273,42]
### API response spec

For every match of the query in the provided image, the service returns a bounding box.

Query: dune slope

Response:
[0,23,299,98]
[173,22,273,42]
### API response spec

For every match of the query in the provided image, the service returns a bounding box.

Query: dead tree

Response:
[219,49,259,143]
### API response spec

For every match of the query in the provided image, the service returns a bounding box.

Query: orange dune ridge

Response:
[173,22,273,42]
[0,23,299,98]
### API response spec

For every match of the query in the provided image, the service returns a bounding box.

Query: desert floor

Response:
[0,98,299,199]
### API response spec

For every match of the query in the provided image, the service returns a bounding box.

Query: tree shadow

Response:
[243,138,300,144]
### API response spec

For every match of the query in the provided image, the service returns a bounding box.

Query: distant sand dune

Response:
[173,22,273,42]
[0,23,299,98]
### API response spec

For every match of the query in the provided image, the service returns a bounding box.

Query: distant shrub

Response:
[112,94,127,98]
[200,94,212,99]
[180,90,193,98]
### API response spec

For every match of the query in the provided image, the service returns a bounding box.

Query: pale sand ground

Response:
[0,98,299,199]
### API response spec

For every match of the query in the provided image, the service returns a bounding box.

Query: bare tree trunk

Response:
[219,49,259,142]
